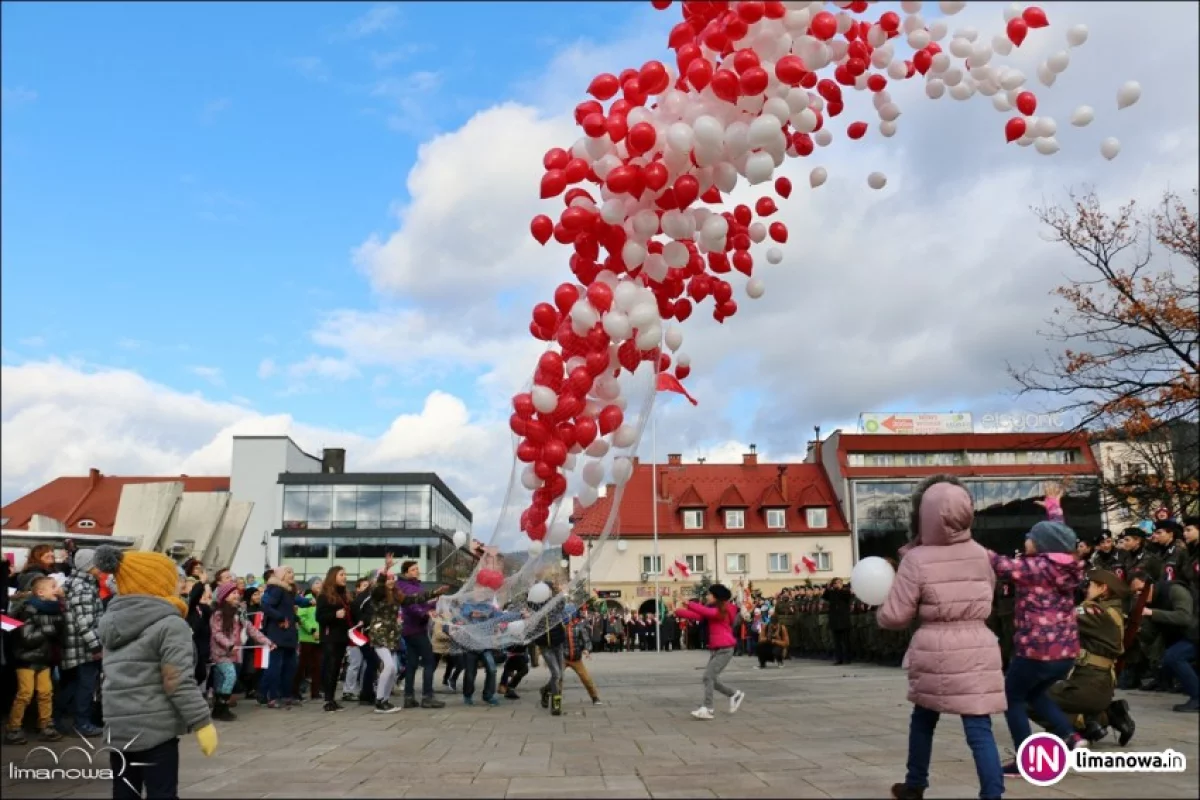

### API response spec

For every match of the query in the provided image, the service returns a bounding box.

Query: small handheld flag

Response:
[1,614,23,633]
[348,624,368,647]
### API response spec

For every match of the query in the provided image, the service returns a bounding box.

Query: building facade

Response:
[809,430,1105,561]
[569,449,853,612]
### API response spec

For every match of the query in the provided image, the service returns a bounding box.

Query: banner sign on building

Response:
[595,590,622,599]
[859,412,973,435]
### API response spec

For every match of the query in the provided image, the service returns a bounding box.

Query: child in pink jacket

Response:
[674,584,744,720]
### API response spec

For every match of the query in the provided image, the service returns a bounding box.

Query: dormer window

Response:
[77,519,97,529]
[682,509,704,530]
[725,509,745,529]
[805,508,827,529]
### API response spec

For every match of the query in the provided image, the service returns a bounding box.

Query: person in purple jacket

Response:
[396,560,446,709]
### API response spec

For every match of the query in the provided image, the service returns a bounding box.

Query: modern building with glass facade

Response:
[808,431,1104,561]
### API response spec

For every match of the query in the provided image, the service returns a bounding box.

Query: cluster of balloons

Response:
[505,0,1134,564]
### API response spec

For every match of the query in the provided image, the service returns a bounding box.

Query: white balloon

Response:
[564,453,577,472]
[632,209,660,240]
[546,522,571,547]
[613,424,639,449]
[1116,81,1141,110]
[850,556,896,606]
[570,300,598,332]
[452,530,468,549]
[613,280,639,312]
[1034,137,1060,156]
[693,115,723,148]
[585,439,610,458]
[1034,117,1057,138]
[1070,106,1095,127]
[582,461,606,488]
[628,300,659,329]
[809,166,827,188]
[1002,2,1021,22]
[949,82,974,101]
[528,580,554,604]
[622,241,647,269]
[948,37,972,58]
[943,67,963,87]
[900,1,922,15]
[635,324,662,351]
[1047,51,1070,74]
[991,34,1013,57]
[867,171,887,190]
[746,278,765,299]
[955,26,978,43]
[1037,63,1056,87]
[925,80,945,100]
[992,93,1013,112]
[762,97,791,126]
[666,122,694,153]
[749,115,781,150]
[1066,24,1088,48]
[907,29,930,50]
[938,0,965,14]
[766,247,784,265]
[531,385,558,414]
[999,70,1025,91]
[675,352,691,368]
[745,151,775,185]
[520,467,542,491]
[600,199,625,225]
[930,53,950,75]
[663,240,690,268]
[813,129,832,148]
[880,120,898,138]
[878,103,901,122]
[616,539,629,553]
[505,619,528,637]
[1100,137,1121,160]
[612,457,634,485]
[575,487,598,509]
[969,42,992,67]
[928,20,948,40]
[887,60,909,80]
[665,327,683,352]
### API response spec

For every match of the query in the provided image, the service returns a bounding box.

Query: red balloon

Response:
[638,60,669,95]
[530,322,551,341]
[540,170,567,199]
[792,132,814,156]
[913,49,932,75]
[554,283,579,315]
[711,68,740,102]
[574,100,602,125]
[582,113,607,137]
[585,350,609,376]
[675,364,691,380]
[774,55,805,86]
[673,297,693,321]
[1006,18,1028,47]
[651,0,672,9]
[847,121,868,140]
[732,250,753,275]
[674,174,700,208]
[538,351,564,376]
[739,66,769,96]
[774,176,792,199]
[810,10,837,41]
[586,282,613,314]
[598,405,624,435]
[879,11,900,32]
[542,440,567,467]
[516,441,539,463]
[763,1,786,19]
[543,148,570,170]
[769,222,788,243]
[713,280,733,303]
[568,367,593,396]
[530,215,553,245]
[733,204,752,226]
[1015,91,1037,116]
[606,113,628,142]
[732,48,761,74]
[627,122,657,155]
[1005,117,1027,143]
[686,58,713,91]
[510,414,528,436]
[587,73,620,101]
[575,417,598,447]
[477,569,505,589]
[755,197,777,216]
[513,392,535,418]
[817,79,841,104]
[562,534,586,558]
[866,74,887,93]
[1022,6,1049,28]
[736,1,764,24]
[643,161,669,192]
[606,165,637,194]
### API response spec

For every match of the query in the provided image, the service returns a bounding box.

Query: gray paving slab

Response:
[1,652,1196,799]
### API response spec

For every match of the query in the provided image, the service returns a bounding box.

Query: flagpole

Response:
[652,397,661,653]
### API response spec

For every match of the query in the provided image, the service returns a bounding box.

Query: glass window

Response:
[332,487,356,528]
[725,553,747,573]
[768,552,791,572]
[641,555,662,575]
[381,487,405,528]
[407,486,431,529]
[306,488,332,528]
[806,508,828,528]
[766,509,786,529]
[682,509,704,529]
[847,453,865,467]
[685,554,706,573]
[283,488,308,527]
[725,509,745,529]
[811,551,832,572]
[356,487,381,528]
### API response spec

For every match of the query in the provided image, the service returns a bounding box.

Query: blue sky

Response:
[1,1,656,432]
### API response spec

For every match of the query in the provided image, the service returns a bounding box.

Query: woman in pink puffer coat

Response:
[878,476,1005,800]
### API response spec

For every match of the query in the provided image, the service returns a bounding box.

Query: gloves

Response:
[195,723,219,757]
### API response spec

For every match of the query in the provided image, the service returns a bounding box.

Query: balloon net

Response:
[434,1,1121,651]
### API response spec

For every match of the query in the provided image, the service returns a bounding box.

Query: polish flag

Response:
[799,556,818,574]
[254,644,270,670]
[656,373,698,405]
[1,614,22,632]
[348,624,368,647]
[673,559,691,578]
[666,566,676,579]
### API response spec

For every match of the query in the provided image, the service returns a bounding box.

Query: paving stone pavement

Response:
[2,652,1196,798]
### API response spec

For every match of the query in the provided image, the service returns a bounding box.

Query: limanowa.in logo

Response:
[1018,733,1188,787]
[8,730,152,792]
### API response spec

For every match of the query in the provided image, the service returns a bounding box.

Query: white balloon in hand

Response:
[1100,138,1121,161]
[850,556,896,606]
[1116,81,1141,110]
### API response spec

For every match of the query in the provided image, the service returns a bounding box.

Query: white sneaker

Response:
[691,707,714,720]
[754,665,764,670]
[730,690,745,714]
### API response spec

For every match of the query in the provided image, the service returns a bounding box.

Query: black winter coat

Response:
[13,597,64,667]
[316,589,354,646]
[824,587,853,632]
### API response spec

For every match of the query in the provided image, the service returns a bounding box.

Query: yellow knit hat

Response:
[95,546,188,616]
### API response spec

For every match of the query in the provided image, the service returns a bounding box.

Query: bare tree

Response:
[1010,188,1199,517]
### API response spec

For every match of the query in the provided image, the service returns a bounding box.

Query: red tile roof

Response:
[572,460,849,538]
[1,470,230,535]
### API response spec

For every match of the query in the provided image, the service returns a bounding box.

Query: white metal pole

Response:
[652,400,662,652]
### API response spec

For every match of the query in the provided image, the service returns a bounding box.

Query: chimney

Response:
[632,456,640,467]
[605,483,616,497]
[813,426,822,461]
[667,453,682,465]
[743,443,758,466]
[322,448,346,474]
[777,465,788,500]
[88,468,101,487]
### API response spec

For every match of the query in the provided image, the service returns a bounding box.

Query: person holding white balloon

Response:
[876,476,1006,800]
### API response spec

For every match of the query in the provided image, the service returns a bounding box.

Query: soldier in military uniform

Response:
[1090,531,1119,572]
[1116,527,1162,583]
[1033,569,1137,746]
[1184,518,1200,600]
[1151,520,1189,584]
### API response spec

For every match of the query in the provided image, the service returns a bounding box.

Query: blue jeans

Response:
[462,651,497,700]
[906,705,1004,799]
[1004,657,1074,749]
[404,634,437,699]
[262,646,298,702]
[55,661,100,731]
[1162,640,1199,699]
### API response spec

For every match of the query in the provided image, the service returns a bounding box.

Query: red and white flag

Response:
[1,614,22,632]
[673,558,691,578]
[348,624,368,647]
[656,373,698,405]
[794,556,818,575]
[666,566,676,579]
[254,645,270,670]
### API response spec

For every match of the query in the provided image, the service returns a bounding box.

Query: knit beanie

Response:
[95,546,188,616]
[1027,521,1078,555]
[709,583,733,602]
[215,581,240,606]
[73,548,97,574]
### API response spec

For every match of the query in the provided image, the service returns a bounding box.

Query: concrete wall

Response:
[113,482,184,550]
[160,491,229,561]
[229,437,321,578]
[204,500,252,570]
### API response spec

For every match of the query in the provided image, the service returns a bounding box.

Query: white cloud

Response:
[256,358,278,379]
[288,56,330,83]
[189,366,225,387]
[286,355,361,381]
[342,4,399,39]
